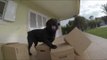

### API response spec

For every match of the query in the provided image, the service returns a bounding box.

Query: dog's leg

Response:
[43,39,57,49]
[34,40,38,48]
[28,40,33,56]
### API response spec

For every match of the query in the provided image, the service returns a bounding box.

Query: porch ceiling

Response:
[31,0,80,20]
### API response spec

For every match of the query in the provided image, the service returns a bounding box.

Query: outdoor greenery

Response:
[86,27,107,39]
[101,3,107,24]
[61,3,107,35]
[102,3,107,15]
[61,16,104,35]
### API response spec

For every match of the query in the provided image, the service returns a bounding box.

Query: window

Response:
[0,0,6,19]
[0,0,17,22]
[28,10,49,30]
[37,14,43,28]
[30,12,37,28]
[43,17,47,26]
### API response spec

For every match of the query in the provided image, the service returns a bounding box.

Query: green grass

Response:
[86,27,107,39]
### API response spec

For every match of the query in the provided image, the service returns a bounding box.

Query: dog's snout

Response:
[52,26,57,30]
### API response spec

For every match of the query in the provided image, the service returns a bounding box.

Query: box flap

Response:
[36,44,50,51]
[65,27,91,55]
[2,43,26,48]
[53,36,65,45]
[51,43,74,56]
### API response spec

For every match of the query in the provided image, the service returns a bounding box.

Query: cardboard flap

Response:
[36,44,50,51]
[52,49,73,57]
[2,43,26,48]
[51,43,74,56]
[53,36,65,45]
[65,27,91,55]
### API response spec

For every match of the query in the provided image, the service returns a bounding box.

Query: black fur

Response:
[27,18,59,56]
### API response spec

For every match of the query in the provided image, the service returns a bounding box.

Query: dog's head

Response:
[46,18,60,31]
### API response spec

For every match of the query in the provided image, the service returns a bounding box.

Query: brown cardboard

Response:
[0,43,4,60]
[2,43,29,60]
[53,36,65,45]
[51,43,74,60]
[65,27,91,55]
[36,44,51,60]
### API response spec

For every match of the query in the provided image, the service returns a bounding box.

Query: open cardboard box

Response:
[36,42,75,60]
[2,43,29,60]
[64,27,91,55]
[51,43,74,60]
[36,44,51,60]
[53,36,65,45]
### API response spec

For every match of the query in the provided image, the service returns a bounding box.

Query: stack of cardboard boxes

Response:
[0,27,91,60]
[36,44,51,60]
[36,27,91,60]
[51,43,74,60]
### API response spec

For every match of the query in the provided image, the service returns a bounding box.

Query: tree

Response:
[89,15,94,20]
[88,20,97,29]
[61,26,67,35]
[73,16,88,31]
[61,16,89,35]
[102,3,107,15]
[101,16,107,24]
[95,18,103,27]
[61,20,74,35]
[101,3,107,24]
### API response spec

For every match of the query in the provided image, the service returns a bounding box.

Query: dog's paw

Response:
[29,53,32,56]
[51,45,57,49]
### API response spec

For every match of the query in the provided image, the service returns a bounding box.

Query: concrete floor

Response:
[75,33,107,60]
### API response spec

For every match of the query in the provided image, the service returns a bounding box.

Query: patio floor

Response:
[75,33,107,60]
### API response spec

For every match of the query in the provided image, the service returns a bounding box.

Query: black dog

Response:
[27,18,60,56]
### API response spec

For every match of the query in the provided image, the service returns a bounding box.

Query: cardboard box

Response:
[0,43,4,60]
[2,43,29,60]
[65,27,91,55]
[51,43,74,60]
[36,44,51,60]
[53,36,65,45]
